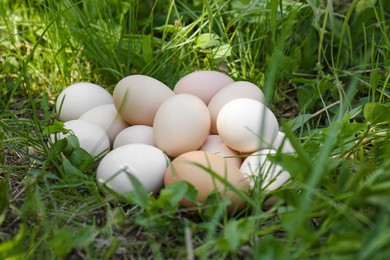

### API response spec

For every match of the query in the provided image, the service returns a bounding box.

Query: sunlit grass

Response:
[1,0,390,258]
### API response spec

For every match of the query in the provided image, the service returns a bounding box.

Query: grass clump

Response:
[1,0,390,258]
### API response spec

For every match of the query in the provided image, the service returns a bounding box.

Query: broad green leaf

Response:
[43,121,67,135]
[363,102,390,124]
[68,147,94,171]
[195,33,220,49]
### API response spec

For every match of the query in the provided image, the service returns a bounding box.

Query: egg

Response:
[79,104,129,146]
[208,81,265,134]
[153,94,210,158]
[173,70,234,105]
[200,135,242,168]
[51,119,110,157]
[164,151,249,213]
[271,131,295,154]
[56,82,113,122]
[96,144,169,195]
[240,149,290,191]
[113,75,175,126]
[217,98,279,153]
[113,125,154,149]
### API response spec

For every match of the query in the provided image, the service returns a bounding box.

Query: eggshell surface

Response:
[113,125,154,149]
[208,81,265,133]
[56,82,113,122]
[217,98,279,153]
[96,144,169,194]
[173,71,234,105]
[153,94,211,158]
[113,75,175,125]
[240,149,290,191]
[164,151,249,213]
[200,135,242,168]
[79,104,129,146]
[52,119,110,157]
[271,131,296,154]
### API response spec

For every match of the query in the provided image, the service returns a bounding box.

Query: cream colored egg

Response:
[208,81,265,134]
[113,75,175,125]
[271,131,296,154]
[240,149,290,191]
[79,104,129,146]
[173,71,234,105]
[51,119,110,157]
[200,135,242,168]
[153,94,211,158]
[164,151,249,214]
[97,144,169,195]
[217,98,279,153]
[113,125,154,149]
[56,82,113,122]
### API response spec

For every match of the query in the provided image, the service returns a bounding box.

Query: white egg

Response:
[208,81,265,134]
[56,82,113,122]
[113,125,154,149]
[153,94,211,158]
[96,144,169,195]
[271,131,295,154]
[200,135,242,168]
[217,98,279,153]
[113,75,175,126]
[240,149,290,191]
[79,104,129,146]
[52,119,110,157]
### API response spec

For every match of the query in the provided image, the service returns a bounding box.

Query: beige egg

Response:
[153,94,210,158]
[208,81,265,134]
[79,104,129,146]
[56,82,113,122]
[113,75,175,125]
[113,125,154,149]
[173,70,234,105]
[200,135,242,168]
[164,151,249,214]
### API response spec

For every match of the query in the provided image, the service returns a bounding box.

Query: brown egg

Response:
[164,151,249,214]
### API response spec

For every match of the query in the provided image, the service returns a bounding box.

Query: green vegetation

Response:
[1,0,389,258]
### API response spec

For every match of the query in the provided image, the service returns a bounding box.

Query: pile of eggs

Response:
[53,71,294,213]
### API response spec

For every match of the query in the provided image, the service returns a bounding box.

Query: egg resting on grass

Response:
[96,144,169,195]
[240,149,290,191]
[217,98,279,153]
[153,94,211,158]
[79,104,129,146]
[199,135,242,168]
[51,119,110,157]
[164,151,249,214]
[173,70,234,105]
[56,82,113,122]
[208,81,265,134]
[113,75,175,126]
[113,125,154,149]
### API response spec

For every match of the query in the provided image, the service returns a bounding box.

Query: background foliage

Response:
[1,0,389,258]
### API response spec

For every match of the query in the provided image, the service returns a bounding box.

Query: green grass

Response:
[1,0,390,258]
